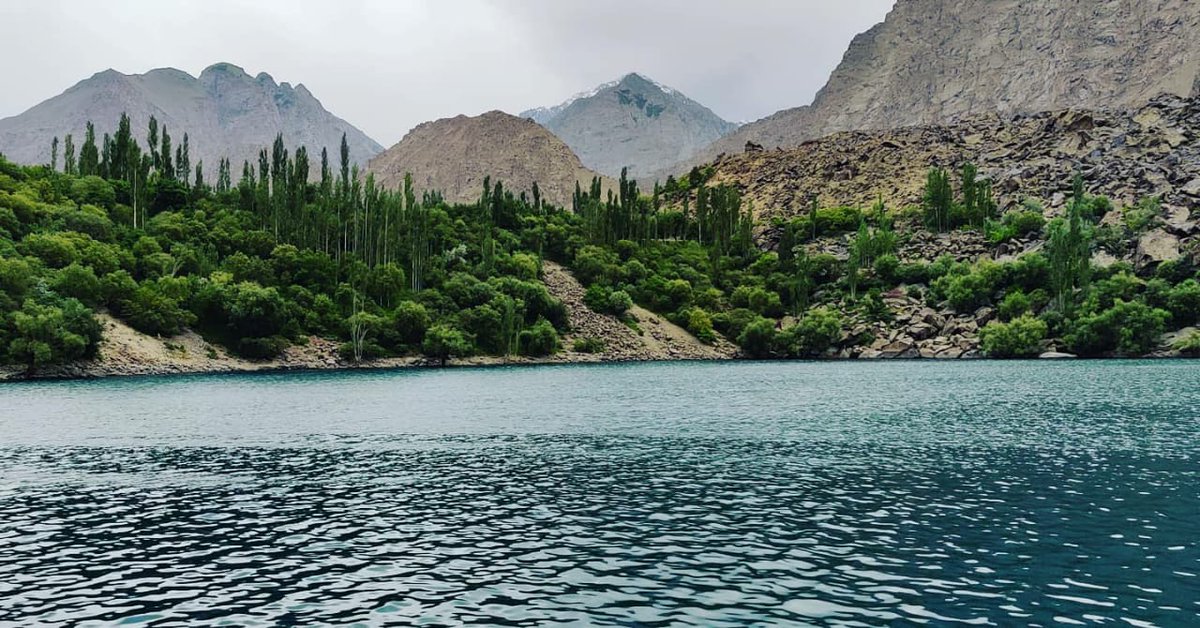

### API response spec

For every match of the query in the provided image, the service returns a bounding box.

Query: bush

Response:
[1067,300,1169,356]
[518,319,559,357]
[52,263,102,306]
[737,317,777,358]
[980,315,1047,358]
[572,336,605,353]
[1004,210,1046,237]
[423,324,473,366]
[607,289,633,316]
[236,336,290,360]
[1166,279,1200,327]
[998,289,1032,321]
[391,301,430,347]
[5,297,101,370]
[1173,331,1200,356]
[122,285,196,336]
[685,308,716,344]
[778,307,841,357]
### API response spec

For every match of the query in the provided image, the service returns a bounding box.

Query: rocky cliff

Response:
[0,62,383,173]
[710,95,1200,230]
[366,111,606,207]
[690,0,1200,169]
[523,73,738,179]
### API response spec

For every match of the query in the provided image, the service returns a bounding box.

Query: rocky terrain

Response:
[711,95,1200,231]
[0,62,383,173]
[522,73,738,179]
[367,111,609,208]
[678,0,1200,174]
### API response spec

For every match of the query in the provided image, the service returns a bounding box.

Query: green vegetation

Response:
[2,121,1195,373]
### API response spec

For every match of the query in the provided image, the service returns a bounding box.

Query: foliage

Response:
[1066,300,1169,356]
[980,315,1047,358]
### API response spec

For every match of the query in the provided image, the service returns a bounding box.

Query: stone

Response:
[1136,229,1182,265]
[1039,351,1078,359]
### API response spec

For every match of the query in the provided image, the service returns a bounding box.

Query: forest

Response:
[0,113,1198,373]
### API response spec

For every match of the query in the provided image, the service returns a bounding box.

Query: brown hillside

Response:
[366,111,607,208]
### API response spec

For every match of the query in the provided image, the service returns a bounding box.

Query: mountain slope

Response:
[522,73,737,179]
[706,95,1200,228]
[366,111,605,208]
[0,62,383,173]
[692,0,1200,168]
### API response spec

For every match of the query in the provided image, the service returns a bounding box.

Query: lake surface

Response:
[0,361,1197,626]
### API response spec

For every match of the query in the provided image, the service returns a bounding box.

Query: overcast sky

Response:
[0,0,895,146]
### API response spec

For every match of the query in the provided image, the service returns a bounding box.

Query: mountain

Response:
[707,95,1200,230]
[367,110,606,208]
[521,73,738,180]
[0,62,383,173]
[689,0,1200,169]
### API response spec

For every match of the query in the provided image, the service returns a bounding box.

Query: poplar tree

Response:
[63,134,76,175]
[50,137,59,171]
[79,122,99,176]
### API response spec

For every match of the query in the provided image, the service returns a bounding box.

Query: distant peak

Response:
[619,72,675,96]
[200,62,248,78]
[255,72,276,87]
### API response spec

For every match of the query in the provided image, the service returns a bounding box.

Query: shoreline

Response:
[4,351,1195,384]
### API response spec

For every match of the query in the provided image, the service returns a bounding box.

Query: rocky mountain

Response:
[522,73,738,180]
[367,110,606,208]
[708,94,1199,242]
[0,62,383,173]
[689,0,1200,170]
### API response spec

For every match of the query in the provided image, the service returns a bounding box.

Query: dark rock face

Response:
[522,73,738,179]
[0,63,383,174]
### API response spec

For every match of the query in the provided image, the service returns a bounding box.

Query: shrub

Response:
[1166,279,1200,327]
[778,307,841,357]
[5,297,101,370]
[52,263,102,306]
[122,285,196,336]
[572,336,605,353]
[685,308,716,344]
[423,324,472,366]
[998,289,1032,322]
[1067,300,1169,356]
[518,319,559,357]
[980,315,1047,358]
[237,336,290,360]
[607,290,633,316]
[874,254,900,284]
[1004,210,1046,237]
[737,317,777,358]
[391,301,430,347]
[1173,331,1200,356]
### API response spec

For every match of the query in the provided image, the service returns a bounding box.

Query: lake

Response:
[0,361,1197,626]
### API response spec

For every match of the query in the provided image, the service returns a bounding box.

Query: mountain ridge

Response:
[522,73,737,179]
[674,0,1200,177]
[0,62,383,174]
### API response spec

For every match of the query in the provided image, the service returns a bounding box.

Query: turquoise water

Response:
[0,361,1197,626]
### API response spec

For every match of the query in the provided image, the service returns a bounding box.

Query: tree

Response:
[5,298,101,372]
[79,122,99,176]
[1047,173,1092,312]
[923,167,953,232]
[423,324,471,367]
[980,315,1047,358]
[50,136,59,171]
[63,134,76,175]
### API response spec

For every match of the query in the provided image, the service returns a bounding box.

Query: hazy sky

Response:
[0,0,895,146]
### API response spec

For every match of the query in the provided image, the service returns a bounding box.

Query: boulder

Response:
[1136,229,1182,265]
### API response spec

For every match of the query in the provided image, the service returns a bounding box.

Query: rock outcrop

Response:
[708,95,1200,228]
[522,73,738,179]
[681,0,1200,173]
[366,111,608,208]
[0,63,383,173]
